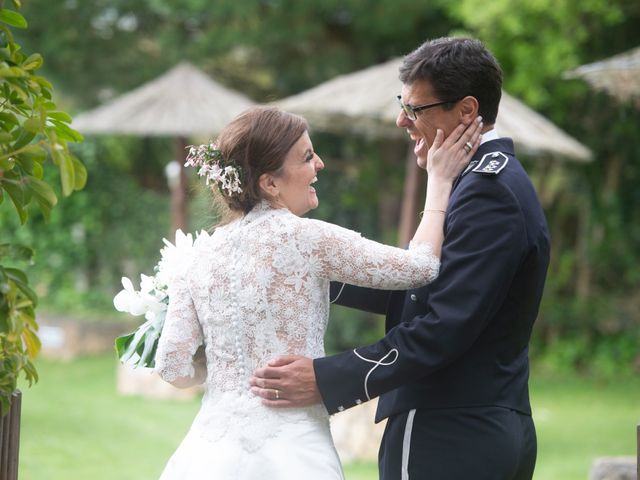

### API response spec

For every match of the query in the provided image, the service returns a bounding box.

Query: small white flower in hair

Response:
[185,142,244,195]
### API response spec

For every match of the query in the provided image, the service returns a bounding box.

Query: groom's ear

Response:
[258,172,280,199]
[459,96,479,125]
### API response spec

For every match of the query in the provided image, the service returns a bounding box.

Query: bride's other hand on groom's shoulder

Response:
[250,355,322,408]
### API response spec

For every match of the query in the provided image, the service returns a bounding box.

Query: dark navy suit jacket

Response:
[314,138,550,422]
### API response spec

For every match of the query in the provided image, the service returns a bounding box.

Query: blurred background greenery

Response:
[4,0,639,374]
[2,0,640,477]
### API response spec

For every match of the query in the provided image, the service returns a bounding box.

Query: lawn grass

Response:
[17,354,639,479]
[531,375,639,479]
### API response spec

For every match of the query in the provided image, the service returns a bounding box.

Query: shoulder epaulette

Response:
[471,151,509,175]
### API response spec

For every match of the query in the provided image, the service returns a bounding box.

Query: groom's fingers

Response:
[250,387,293,408]
[260,399,296,408]
[252,355,303,383]
[268,355,302,367]
[249,375,282,389]
[250,386,318,408]
[250,386,278,399]
[253,365,284,380]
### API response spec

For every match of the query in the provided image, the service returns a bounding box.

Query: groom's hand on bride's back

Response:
[250,355,322,408]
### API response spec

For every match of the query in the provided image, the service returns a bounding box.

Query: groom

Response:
[252,37,550,480]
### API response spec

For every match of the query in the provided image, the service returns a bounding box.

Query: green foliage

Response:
[17,0,455,105]
[0,2,85,411]
[8,0,640,374]
[0,136,172,315]
[447,0,635,106]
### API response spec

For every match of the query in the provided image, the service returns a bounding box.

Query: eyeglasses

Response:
[396,95,461,121]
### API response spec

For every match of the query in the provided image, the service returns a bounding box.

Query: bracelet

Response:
[420,209,446,217]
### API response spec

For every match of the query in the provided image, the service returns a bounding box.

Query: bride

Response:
[155,106,481,479]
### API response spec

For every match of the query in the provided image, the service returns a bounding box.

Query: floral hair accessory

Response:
[185,142,243,195]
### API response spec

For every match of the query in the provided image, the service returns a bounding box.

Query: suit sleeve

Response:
[314,178,527,413]
[329,282,392,315]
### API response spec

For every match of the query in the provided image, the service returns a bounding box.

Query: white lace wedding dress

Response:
[155,201,440,480]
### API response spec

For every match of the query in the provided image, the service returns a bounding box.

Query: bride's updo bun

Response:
[215,106,308,214]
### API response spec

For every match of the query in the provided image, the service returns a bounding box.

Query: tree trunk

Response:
[0,390,21,480]
[575,201,592,300]
[398,144,424,247]
[170,137,189,241]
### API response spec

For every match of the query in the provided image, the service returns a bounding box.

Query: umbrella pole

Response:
[171,137,189,239]
[398,144,424,247]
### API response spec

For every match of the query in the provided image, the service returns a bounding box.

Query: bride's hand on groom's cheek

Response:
[250,355,322,408]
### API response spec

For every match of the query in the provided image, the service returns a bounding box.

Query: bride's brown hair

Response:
[213,106,308,215]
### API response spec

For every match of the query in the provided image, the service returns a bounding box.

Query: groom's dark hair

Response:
[399,37,503,124]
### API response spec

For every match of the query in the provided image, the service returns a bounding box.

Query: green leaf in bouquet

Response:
[137,326,160,369]
[115,311,165,368]
[116,319,155,366]
[115,332,135,361]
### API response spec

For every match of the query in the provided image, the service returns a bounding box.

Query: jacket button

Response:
[410,294,418,302]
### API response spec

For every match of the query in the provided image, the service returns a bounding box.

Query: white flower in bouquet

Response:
[156,230,199,290]
[114,229,210,368]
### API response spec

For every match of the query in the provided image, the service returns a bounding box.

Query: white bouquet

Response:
[114,229,209,368]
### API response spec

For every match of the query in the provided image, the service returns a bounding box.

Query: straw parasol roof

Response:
[564,46,640,105]
[73,62,256,237]
[72,62,255,136]
[277,58,592,162]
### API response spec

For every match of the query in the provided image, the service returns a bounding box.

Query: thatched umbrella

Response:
[73,62,255,236]
[276,58,592,244]
[564,46,640,106]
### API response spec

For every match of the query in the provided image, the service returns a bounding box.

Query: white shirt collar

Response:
[480,128,499,145]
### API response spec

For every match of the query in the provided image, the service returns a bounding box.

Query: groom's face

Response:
[396,79,461,167]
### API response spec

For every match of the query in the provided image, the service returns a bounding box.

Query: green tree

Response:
[0,0,86,411]
[11,0,640,372]
[17,0,456,105]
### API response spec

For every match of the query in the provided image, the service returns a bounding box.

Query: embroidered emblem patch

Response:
[472,152,509,175]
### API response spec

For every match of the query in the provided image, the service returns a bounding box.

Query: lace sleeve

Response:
[155,269,207,388]
[303,219,440,289]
